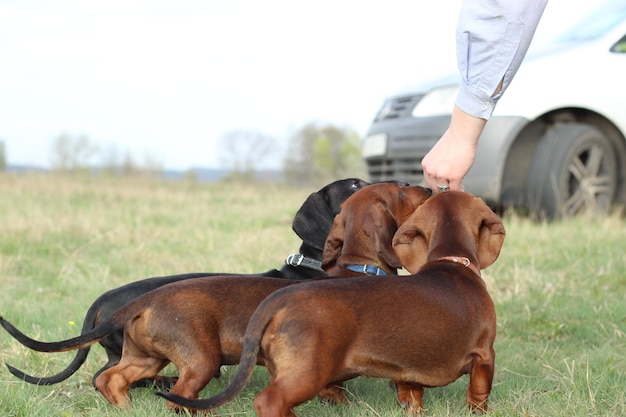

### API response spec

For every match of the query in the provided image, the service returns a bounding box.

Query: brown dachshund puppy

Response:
[157,191,505,416]
[0,183,432,411]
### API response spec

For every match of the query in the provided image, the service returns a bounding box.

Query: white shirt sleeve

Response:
[455,0,548,119]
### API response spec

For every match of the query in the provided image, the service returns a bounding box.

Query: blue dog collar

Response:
[345,264,388,276]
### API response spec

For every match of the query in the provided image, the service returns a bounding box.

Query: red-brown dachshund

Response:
[1,182,432,411]
[157,191,505,416]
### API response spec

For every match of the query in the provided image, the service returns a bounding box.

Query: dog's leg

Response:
[95,369,131,407]
[164,363,219,412]
[395,381,424,415]
[465,351,494,413]
[95,357,167,407]
[253,383,297,417]
[254,374,327,417]
[94,333,169,407]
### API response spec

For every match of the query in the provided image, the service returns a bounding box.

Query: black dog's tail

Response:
[1,297,107,385]
[155,291,281,410]
[5,348,90,385]
[0,315,118,352]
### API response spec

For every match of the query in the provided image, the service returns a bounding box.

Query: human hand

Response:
[421,105,485,193]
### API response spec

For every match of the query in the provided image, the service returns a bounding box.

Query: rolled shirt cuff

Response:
[456,82,497,120]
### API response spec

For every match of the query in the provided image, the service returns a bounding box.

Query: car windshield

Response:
[553,5,626,43]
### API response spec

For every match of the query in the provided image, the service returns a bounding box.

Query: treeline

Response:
[219,122,366,186]
[1,122,367,188]
[49,133,163,177]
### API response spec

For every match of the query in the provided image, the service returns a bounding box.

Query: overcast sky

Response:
[0,0,603,170]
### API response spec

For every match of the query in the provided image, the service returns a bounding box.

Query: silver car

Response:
[363,3,626,219]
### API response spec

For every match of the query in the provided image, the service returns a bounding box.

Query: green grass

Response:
[1,173,625,416]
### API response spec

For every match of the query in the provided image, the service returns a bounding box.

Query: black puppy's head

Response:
[292,178,369,251]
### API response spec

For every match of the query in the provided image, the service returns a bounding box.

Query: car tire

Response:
[526,123,617,219]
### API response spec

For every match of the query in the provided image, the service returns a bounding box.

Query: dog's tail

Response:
[0,315,118,353]
[1,297,107,385]
[155,290,280,410]
[0,294,147,354]
[5,348,90,385]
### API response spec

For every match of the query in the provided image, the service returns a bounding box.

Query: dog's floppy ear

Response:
[324,198,404,271]
[292,179,367,251]
[292,192,336,251]
[392,204,429,274]
[321,209,346,268]
[476,204,506,269]
[362,199,403,270]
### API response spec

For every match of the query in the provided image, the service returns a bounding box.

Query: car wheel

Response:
[526,123,617,219]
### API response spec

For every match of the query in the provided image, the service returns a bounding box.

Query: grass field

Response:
[0,173,625,417]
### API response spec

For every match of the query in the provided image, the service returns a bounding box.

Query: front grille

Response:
[365,133,439,185]
[373,94,424,122]
[366,156,424,185]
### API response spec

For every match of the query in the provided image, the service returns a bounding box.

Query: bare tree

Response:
[49,135,163,177]
[50,133,99,172]
[218,129,275,180]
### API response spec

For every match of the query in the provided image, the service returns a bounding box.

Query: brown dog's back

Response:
[257,268,495,386]
[157,265,495,411]
[91,275,302,407]
[122,276,295,365]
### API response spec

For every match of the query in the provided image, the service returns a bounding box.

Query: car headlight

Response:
[411,85,459,117]
[362,133,387,158]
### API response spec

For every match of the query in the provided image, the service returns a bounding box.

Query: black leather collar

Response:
[285,253,325,273]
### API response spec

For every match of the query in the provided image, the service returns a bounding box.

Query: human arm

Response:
[422,0,548,192]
